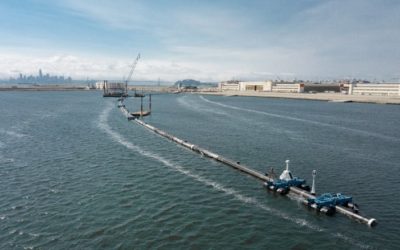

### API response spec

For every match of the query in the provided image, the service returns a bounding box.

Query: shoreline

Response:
[196,91,400,105]
[0,85,90,91]
[2,85,400,105]
[0,84,174,92]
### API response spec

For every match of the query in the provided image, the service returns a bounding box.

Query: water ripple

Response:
[98,102,321,231]
[200,95,400,143]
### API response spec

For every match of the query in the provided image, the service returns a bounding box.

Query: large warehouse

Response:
[218,80,304,93]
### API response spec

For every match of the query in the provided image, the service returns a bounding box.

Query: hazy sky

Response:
[0,0,399,81]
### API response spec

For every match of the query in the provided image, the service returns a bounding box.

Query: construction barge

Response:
[118,94,152,118]
[117,98,377,227]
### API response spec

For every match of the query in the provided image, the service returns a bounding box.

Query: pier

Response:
[117,99,377,227]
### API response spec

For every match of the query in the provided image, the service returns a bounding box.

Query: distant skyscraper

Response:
[4,69,73,84]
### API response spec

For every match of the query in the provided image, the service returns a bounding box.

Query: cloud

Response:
[1,0,399,81]
[0,51,228,81]
[0,49,298,82]
[60,0,147,30]
[0,52,122,79]
[279,0,400,77]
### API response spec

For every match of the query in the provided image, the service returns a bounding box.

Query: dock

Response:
[117,99,377,227]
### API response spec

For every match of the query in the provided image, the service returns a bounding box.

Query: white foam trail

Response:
[99,101,372,249]
[0,128,26,138]
[98,102,320,231]
[178,95,274,134]
[200,95,400,143]
[0,155,15,164]
[177,95,229,116]
[184,96,300,138]
[334,233,374,250]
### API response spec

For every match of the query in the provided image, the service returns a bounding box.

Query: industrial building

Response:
[346,83,400,96]
[218,80,304,93]
[98,80,128,97]
[95,81,105,89]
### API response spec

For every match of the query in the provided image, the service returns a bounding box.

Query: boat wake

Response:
[200,95,399,144]
[0,155,15,164]
[185,96,304,138]
[177,95,230,116]
[178,95,279,132]
[98,101,373,249]
[0,128,27,139]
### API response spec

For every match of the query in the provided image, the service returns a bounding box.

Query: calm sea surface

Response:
[0,91,399,249]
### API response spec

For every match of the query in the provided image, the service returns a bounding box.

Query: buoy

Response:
[368,218,377,227]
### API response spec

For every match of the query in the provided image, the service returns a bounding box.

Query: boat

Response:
[329,99,353,103]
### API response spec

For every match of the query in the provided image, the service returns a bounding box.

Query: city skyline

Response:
[4,69,73,84]
[0,0,399,82]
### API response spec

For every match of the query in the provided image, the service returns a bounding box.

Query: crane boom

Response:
[126,53,140,84]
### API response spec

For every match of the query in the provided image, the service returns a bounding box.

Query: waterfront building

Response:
[342,83,400,96]
[218,80,304,93]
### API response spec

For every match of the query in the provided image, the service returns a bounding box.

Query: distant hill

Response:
[174,79,217,88]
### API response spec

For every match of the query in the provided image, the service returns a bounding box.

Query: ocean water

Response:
[0,91,399,249]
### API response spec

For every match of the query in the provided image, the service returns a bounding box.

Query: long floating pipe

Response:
[117,100,377,227]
